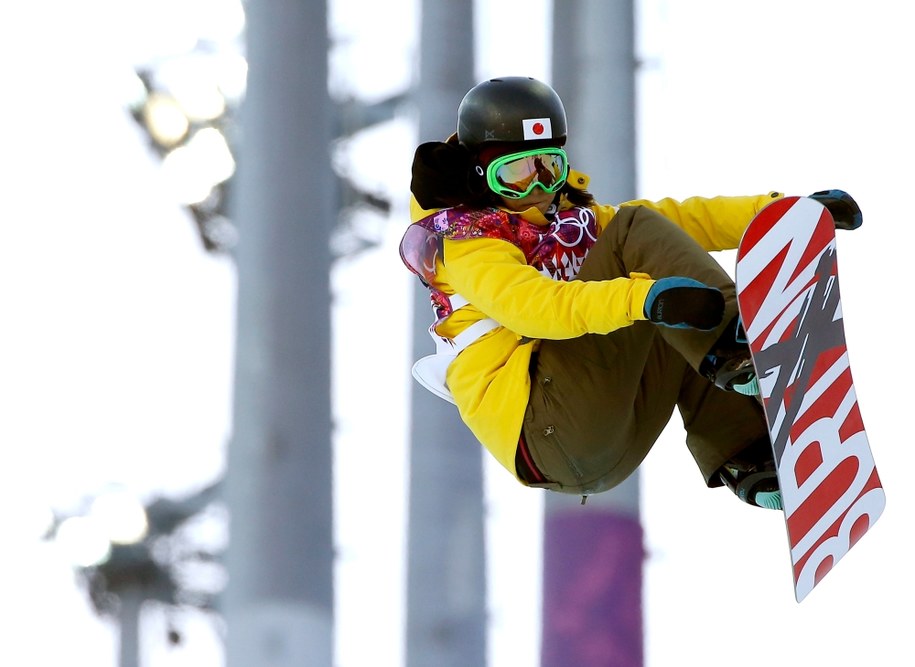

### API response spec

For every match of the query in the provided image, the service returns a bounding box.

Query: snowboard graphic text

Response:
[736,196,884,601]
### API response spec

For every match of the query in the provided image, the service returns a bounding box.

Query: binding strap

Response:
[412,294,500,404]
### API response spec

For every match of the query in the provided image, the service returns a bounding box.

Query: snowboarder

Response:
[400,76,862,509]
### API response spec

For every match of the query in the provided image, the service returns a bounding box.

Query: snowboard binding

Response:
[700,317,760,396]
[718,444,782,510]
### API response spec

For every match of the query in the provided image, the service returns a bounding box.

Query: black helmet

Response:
[457,77,568,148]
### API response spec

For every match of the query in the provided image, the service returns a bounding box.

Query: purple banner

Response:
[541,512,644,667]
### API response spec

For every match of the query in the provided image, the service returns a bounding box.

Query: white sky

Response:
[1,1,912,666]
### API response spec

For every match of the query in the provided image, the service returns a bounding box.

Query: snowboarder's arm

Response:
[438,237,652,339]
[438,237,722,338]
[617,193,783,251]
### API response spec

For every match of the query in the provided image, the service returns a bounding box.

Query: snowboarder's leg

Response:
[522,205,778,506]
[603,206,762,396]
[523,322,685,495]
[677,369,781,509]
[593,205,740,369]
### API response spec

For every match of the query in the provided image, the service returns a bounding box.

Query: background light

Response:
[55,516,112,568]
[142,92,189,147]
[158,56,228,121]
[89,489,149,545]
[161,127,235,205]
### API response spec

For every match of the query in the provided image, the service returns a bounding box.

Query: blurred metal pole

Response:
[553,0,638,204]
[406,1,487,666]
[224,0,334,666]
[542,2,644,667]
[118,587,141,667]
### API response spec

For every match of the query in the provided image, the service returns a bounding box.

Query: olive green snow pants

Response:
[521,205,769,496]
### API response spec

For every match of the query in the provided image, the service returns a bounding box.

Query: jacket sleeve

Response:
[437,236,654,340]
[616,193,783,251]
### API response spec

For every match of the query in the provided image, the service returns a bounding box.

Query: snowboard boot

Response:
[718,440,782,510]
[700,317,760,397]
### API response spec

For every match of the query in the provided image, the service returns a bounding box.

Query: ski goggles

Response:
[484,147,569,199]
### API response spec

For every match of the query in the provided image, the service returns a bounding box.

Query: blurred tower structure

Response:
[223,1,335,665]
[406,1,488,666]
[541,2,644,666]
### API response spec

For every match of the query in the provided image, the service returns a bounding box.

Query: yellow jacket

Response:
[407,169,781,479]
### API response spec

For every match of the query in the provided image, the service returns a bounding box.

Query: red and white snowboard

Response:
[735,195,884,602]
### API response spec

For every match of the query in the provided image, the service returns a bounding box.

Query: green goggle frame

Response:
[485,147,569,199]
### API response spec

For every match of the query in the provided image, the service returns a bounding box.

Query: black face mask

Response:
[411,141,507,210]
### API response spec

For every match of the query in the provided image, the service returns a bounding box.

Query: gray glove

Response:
[643,277,724,330]
[809,190,862,230]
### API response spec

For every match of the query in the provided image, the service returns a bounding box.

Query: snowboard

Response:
[735,195,884,602]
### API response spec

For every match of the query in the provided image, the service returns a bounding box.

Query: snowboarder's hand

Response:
[643,277,724,330]
[809,190,863,230]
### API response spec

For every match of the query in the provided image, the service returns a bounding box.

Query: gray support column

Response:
[543,3,644,667]
[406,1,487,666]
[224,1,334,665]
[552,0,637,203]
[117,587,142,667]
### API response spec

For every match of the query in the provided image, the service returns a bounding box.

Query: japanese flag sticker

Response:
[522,117,552,140]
